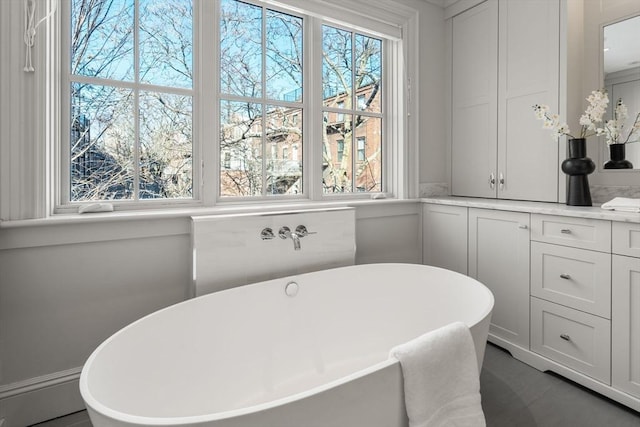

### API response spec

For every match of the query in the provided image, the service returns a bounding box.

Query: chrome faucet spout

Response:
[290,232,301,250]
[278,226,302,250]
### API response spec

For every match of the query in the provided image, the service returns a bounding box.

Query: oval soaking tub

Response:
[80,263,494,427]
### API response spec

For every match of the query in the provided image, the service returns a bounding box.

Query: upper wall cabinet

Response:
[451,0,560,202]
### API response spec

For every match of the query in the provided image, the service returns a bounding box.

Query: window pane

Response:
[266,10,303,102]
[266,106,302,195]
[139,92,193,199]
[354,116,382,192]
[140,0,193,88]
[71,83,134,201]
[355,34,382,113]
[322,26,352,109]
[71,0,134,81]
[220,100,263,196]
[323,112,352,193]
[220,0,262,97]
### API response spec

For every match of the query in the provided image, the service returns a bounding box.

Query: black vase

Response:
[561,138,595,206]
[603,144,633,169]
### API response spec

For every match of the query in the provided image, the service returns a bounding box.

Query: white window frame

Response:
[43,0,417,216]
[56,0,201,213]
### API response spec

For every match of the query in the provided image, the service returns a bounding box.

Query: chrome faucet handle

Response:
[260,227,275,240]
[295,225,317,237]
[278,226,291,239]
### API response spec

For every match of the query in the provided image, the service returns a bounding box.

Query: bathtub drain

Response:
[285,281,299,297]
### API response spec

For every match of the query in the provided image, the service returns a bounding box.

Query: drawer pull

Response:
[518,224,528,229]
[560,334,571,342]
[559,274,571,280]
[560,229,572,234]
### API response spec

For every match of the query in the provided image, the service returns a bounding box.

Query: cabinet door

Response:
[451,0,498,198]
[497,0,560,201]
[612,254,640,398]
[469,208,530,349]
[423,204,468,275]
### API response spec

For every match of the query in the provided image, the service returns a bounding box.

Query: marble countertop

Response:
[421,197,640,223]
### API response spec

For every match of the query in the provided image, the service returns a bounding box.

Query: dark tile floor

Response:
[480,343,640,426]
[33,343,640,427]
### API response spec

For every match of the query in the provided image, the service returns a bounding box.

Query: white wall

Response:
[413,1,448,186]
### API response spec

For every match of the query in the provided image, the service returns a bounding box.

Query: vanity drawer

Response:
[531,242,611,318]
[531,214,611,252]
[531,297,611,384]
[612,222,640,258]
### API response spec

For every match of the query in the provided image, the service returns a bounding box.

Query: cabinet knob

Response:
[560,229,572,234]
[488,173,496,189]
[499,172,505,190]
[560,274,571,280]
[560,334,571,342]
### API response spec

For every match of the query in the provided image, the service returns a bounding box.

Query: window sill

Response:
[0,197,419,229]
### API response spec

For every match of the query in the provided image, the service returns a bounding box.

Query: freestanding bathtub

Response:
[80,263,494,427]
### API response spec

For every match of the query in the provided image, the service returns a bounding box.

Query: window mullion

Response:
[261,5,267,197]
[133,0,140,201]
[308,16,322,201]
[350,31,356,193]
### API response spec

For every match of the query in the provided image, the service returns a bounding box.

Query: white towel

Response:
[390,322,486,427]
[601,197,640,213]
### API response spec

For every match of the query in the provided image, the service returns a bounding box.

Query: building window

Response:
[57,0,401,211]
[336,101,345,122]
[357,137,366,161]
[337,139,345,162]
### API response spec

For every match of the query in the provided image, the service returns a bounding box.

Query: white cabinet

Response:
[531,297,611,384]
[468,208,530,349]
[531,242,611,318]
[530,214,613,382]
[422,204,468,275]
[422,201,640,411]
[531,214,611,252]
[451,0,498,199]
[451,0,560,201]
[612,223,640,399]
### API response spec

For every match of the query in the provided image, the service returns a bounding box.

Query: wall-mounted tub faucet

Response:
[279,226,302,250]
[260,227,275,240]
[295,225,316,237]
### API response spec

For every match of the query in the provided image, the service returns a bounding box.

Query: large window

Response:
[61,0,396,210]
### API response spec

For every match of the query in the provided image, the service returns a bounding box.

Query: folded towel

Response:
[390,322,485,427]
[601,197,640,213]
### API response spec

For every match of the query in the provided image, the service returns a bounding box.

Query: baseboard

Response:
[0,368,85,427]
[488,334,640,413]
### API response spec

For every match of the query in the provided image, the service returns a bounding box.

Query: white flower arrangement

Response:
[533,89,609,140]
[602,98,640,145]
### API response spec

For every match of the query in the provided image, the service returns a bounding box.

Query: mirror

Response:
[602,15,640,170]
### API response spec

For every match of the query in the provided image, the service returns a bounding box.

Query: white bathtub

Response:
[80,263,494,427]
